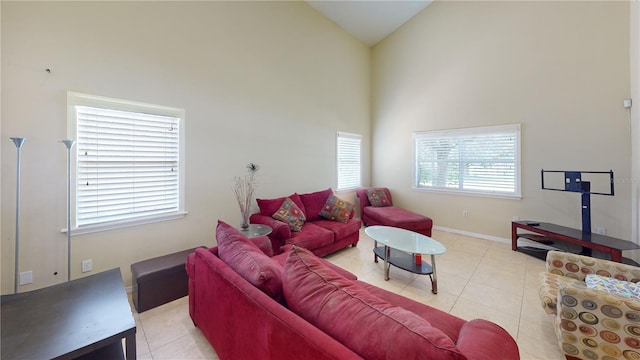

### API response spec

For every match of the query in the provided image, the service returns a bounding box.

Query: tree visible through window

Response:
[68,92,186,233]
[413,124,521,197]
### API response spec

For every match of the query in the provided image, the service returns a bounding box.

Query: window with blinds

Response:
[413,124,521,197]
[68,92,185,233]
[336,132,362,191]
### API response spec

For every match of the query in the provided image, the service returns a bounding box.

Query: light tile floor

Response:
[128,228,565,360]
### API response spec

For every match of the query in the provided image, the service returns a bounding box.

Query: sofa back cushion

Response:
[299,188,333,221]
[216,221,283,302]
[282,246,465,360]
[257,193,306,217]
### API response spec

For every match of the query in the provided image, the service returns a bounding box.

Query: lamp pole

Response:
[11,137,26,293]
[62,140,76,281]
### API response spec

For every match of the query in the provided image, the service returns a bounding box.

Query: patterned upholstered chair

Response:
[539,251,640,360]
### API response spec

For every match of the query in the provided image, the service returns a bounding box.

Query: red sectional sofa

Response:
[249,188,361,257]
[357,187,433,236]
[186,221,520,360]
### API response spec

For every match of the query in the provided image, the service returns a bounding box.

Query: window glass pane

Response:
[337,132,361,190]
[414,125,520,197]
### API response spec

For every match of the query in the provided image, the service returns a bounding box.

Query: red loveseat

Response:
[186,221,520,360]
[250,188,361,257]
[357,187,433,236]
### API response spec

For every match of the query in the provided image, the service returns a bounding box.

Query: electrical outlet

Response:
[19,271,33,285]
[81,259,93,273]
[596,227,606,235]
[462,210,468,217]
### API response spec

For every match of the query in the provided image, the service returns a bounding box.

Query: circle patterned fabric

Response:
[540,251,640,359]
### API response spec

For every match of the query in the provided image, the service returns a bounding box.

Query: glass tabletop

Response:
[239,224,273,238]
[365,225,446,255]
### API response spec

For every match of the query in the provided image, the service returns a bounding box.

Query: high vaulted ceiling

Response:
[305,0,432,46]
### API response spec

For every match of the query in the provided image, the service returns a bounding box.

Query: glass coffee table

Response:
[365,225,446,294]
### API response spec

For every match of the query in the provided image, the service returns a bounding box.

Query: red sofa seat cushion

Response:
[286,222,334,250]
[216,221,284,302]
[282,246,466,360]
[363,206,433,232]
[313,218,362,240]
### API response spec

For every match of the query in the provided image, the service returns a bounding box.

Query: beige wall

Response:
[372,2,631,241]
[1,1,371,293]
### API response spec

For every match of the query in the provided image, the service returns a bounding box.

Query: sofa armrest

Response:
[250,213,291,253]
[546,250,640,282]
[456,319,519,360]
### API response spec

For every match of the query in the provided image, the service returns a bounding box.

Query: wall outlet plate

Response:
[19,271,33,285]
[81,259,93,273]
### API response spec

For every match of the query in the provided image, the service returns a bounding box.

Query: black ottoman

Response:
[131,247,203,313]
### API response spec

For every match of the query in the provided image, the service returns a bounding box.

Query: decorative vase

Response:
[240,209,250,230]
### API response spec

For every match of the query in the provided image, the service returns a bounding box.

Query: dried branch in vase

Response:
[234,163,260,229]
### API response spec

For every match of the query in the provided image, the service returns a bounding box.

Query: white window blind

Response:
[414,124,521,197]
[68,92,186,233]
[337,132,362,191]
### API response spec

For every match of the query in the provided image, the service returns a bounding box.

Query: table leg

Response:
[511,222,518,251]
[125,332,137,360]
[374,240,378,263]
[430,254,438,294]
[611,250,623,263]
[384,246,390,281]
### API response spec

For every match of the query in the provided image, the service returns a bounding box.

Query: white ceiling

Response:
[305,0,432,46]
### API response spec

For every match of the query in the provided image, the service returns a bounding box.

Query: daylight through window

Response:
[413,124,521,197]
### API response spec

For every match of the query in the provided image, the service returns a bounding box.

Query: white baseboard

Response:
[433,225,511,245]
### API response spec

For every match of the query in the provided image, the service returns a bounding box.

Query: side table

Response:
[239,224,272,238]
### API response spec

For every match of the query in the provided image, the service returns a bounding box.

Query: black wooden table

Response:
[1,268,136,360]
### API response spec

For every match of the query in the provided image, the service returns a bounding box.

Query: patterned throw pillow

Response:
[366,188,391,207]
[272,197,306,232]
[319,194,354,223]
[585,273,640,298]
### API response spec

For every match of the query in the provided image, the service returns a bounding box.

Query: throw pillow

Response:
[367,188,391,207]
[319,194,354,223]
[282,246,465,360]
[272,197,306,232]
[585,273,640,298]
[215,221,283,302]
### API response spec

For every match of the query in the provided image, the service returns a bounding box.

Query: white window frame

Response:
[336,131,362,191]
[67,92,186,235]
[413,124,521,198]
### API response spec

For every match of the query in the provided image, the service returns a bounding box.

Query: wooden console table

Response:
[1,268,136,360]
[512,221,640,263]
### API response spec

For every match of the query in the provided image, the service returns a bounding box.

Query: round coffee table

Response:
[238,224,272,238]
[365,225,446,294]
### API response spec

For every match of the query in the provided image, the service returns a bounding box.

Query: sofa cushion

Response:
[282,246,465,360]
[215,221,284,302]
[319,194,354,223]
[299,188,333,221]
[249,235,274,257]
[257,193,306,217]
[366,188,391,207]
[286,222,334,250]
[363,206,433,232]
[272,197,306,232]
[273,245,357,280]
[313,218,362,241]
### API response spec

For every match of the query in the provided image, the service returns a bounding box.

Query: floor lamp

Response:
[62,140,75,282]
[10,137,26,294]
